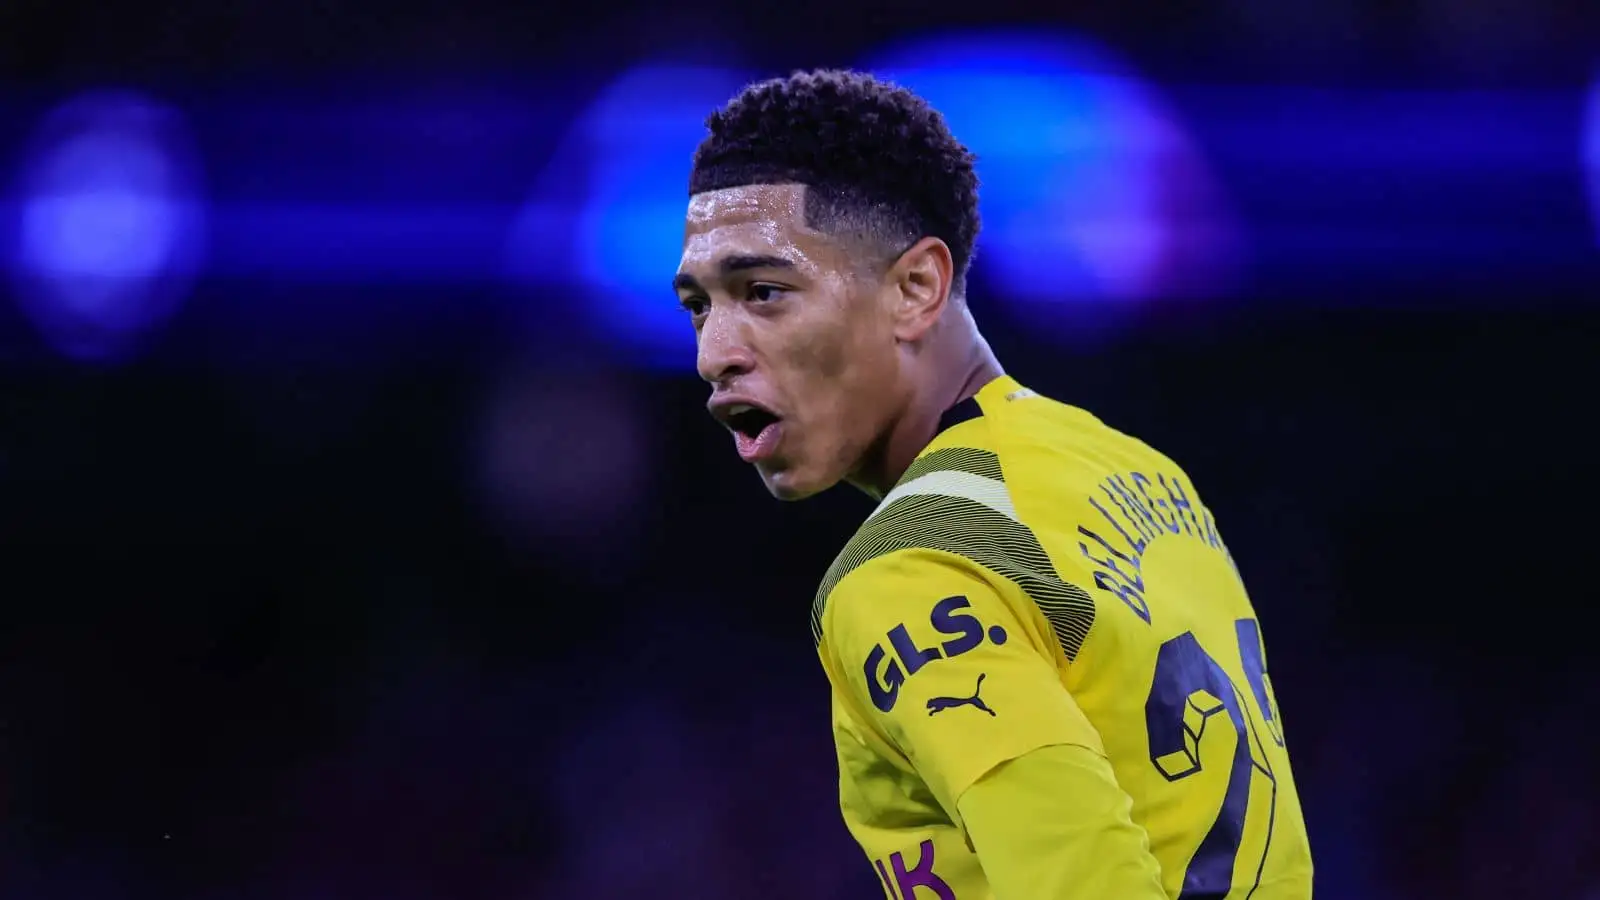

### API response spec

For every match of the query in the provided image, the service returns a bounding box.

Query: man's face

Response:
[676,183,902,500]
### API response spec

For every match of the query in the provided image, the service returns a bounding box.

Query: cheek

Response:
[777,314,849,391]
[800,333,850,383]
[790,296,889,382]
[786,325,891,458]
[782,316,885,421]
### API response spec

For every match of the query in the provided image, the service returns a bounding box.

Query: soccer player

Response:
[674,70,1314,899]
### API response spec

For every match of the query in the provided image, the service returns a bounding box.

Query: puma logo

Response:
[926,673,996,717]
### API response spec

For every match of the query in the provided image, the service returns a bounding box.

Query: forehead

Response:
[679,183,831,274]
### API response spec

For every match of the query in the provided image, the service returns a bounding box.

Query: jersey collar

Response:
[935,374,1024,436]
[935,394,984,434]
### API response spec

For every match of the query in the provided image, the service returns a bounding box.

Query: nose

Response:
[695,307,754,384]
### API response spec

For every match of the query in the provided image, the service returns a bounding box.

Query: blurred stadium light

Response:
[0,64,1579,367]
[1586,70,1600,246]
[507,66,751,370]
[6,90,207,362]
[208,91,527,286]
[1184,84,1584,293]
[864,32,1241,332]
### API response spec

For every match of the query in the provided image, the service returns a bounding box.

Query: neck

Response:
[848,317,1003,500]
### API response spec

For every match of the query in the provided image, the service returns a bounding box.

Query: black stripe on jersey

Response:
[810,492,1097,662]
[899,446,1005,484]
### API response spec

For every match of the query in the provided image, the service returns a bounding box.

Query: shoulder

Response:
[809,421,1011,645]
[811,417,1097,662]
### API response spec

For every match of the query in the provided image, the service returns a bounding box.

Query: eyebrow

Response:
[673,254,796,292]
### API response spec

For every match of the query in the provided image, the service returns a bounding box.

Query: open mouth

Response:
[726,406,780,440]
[714,403,785,463]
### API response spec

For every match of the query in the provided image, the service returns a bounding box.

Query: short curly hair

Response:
[689,69,980,295]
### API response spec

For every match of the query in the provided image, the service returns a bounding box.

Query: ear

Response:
[887,236,955,342]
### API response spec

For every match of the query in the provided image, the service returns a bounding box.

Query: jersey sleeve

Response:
[820,547,1105,819]
[958,744,1167,899]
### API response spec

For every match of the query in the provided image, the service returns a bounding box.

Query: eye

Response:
[748,283,786,303]
[679,296,709,318]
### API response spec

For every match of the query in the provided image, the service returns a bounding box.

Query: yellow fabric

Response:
[958,744,1166,900]
[815,375,1313,899]
[826,551,1104,820]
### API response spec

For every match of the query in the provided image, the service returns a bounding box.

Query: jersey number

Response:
[1144,619,1284,899]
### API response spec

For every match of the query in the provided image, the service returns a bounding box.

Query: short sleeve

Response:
[821,548,1106,818]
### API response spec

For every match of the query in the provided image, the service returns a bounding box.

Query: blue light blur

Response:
[0,60,1579,368]
[7,90,207,362]
[205,91,539,285]
[1585,72,1600,246]
[508,66,750,369]
[864,33,1240,327]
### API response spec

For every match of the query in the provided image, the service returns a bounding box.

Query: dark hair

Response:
[689,69,980,294]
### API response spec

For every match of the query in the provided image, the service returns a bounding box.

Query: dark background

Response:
[1,1,1597,898]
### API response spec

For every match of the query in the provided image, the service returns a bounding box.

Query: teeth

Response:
[727,404,754,416]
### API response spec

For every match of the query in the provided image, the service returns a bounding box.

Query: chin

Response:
[757,465,835,502]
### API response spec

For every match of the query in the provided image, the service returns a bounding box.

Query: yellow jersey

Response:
[812,375,1313,899]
